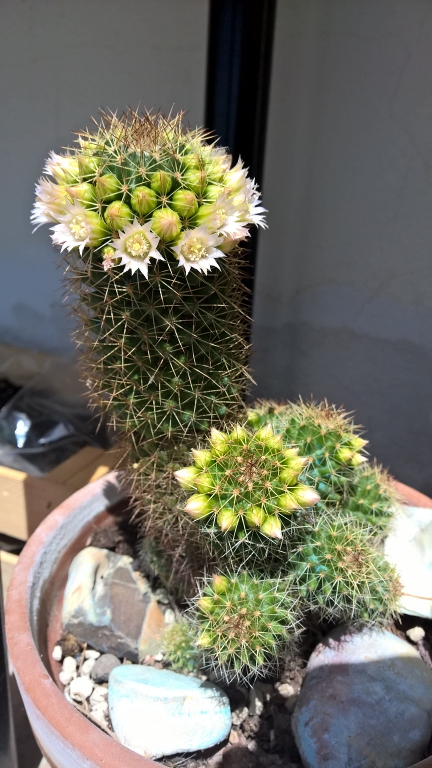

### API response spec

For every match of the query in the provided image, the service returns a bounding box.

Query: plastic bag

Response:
[0,356,112,477]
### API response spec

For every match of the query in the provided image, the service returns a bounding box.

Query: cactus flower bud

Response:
[212,574,229,594]
[277,493,301,513]
[183,169,207,195]
[78,154,101,179]
[203,184,224,203]
[171,189,198,218]
[101,244,121,270]
[184,493,213,519]
[95,173,122,201]
[104,201,133,231]
[231,425,247,441]
[210,428,229,454]
[174,466,199,489]
[348,436,368,451]
[151,207,181,241]
[151,170,172,195]
[66,182,97,208]
[197,598,214,615]
[197,631,214,647]
[245,505,266,528]
[349,453,368,467]
[191,448,212,468]
[290,485,320,508]
[255,424,274,442]
[217,507,237,531]
[45,153,80,185]
[131,186,157,216]
[279,468,300,486]
[260,515,282,539]
[195,472,214,494]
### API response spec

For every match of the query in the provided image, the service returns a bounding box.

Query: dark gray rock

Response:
[62,547,164,661]
[91,653,121,683]
[292,626,432,768]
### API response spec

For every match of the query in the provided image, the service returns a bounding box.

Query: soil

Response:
[75,522,432,767]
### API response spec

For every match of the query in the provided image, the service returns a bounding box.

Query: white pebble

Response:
[90,704,109,726]
[90,685,108,706]
[406,626,426,643]
[52,645,62,662]
[154,652,164,662]
[84,649,101,660]
[276,682,296,699]
[90,699,108,716]
[249,687,264,716]
[69,675,94,702]
[62,656,77,674]
[59,670,76,686]
[231,706,249,726]
[81,657,96,675]
[164,608,175,625]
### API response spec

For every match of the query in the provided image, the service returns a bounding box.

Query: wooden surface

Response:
[0,446,124,541]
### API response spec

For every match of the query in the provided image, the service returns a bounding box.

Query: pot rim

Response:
[5,472,158,768]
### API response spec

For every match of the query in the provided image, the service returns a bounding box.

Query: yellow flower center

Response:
[70,215,89,241]
[213,208,227,228]
[124,232,151,260]
[181,236,208,263]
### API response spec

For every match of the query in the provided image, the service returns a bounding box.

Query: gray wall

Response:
[0,0,209,356]
[253,0,432,493]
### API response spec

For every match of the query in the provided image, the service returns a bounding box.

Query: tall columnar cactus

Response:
[32,110,265,456]
[32,109,266,588]
[292,513,401,623]
[175,423,319,541]
[247,400,368,503]
[194,573,301,681]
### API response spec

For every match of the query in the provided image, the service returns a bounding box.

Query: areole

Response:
[5,472,432,768]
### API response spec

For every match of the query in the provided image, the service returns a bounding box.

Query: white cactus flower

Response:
[43,151,80,185]
[203,192,249,241]
[31,177,70,230]
[172,225,225,275]
[113,219,164,278]
[232,179,267,229]
[50,201,108,254]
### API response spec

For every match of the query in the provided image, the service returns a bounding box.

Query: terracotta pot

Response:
[5,472,432,768]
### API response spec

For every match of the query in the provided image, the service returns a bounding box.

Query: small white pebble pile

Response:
[53,646,110,729]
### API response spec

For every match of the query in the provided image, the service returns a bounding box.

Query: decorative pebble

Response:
[90,685,109,706]
[84,649,101,660]
[231,706,249,726]
[91,653,121,684]
[153,588,170,604]
[69,675,94,702]
[59,669,76,686]
[292,626,432,768]
[276,682,295,699]
[385,505,432,618]
[52,645,62,662]
[59,656,77,685]
[81,657,96,676]
[154,652,164,662]
[249,686,264,716]
[406,626,426,643]
[108,665,231,759]
[164,608,175,625]
[62,547,164,661]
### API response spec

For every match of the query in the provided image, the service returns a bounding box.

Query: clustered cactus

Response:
[34,108,402,686]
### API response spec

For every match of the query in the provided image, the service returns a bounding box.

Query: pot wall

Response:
[6,473,160,768]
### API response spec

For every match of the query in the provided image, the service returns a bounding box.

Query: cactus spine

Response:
[342,463,400,532]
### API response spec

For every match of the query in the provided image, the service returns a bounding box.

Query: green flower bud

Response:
[66,182,97,208]
[191,448,212,469]
[197,631,214,647]
[151,170,173,195]
[195,472,214,494]
[171,190,198,218]
[184,493,213,520]
[151,207,181,241]
[174,466,199,490]
[78,154,101,179]
[193,203,213,227]
[183,169,207,195]
[197,597,215,614]
[95,174,122,201]
[83,211,110,247]
[101,244,121,267]
[182,152,201,170]
[104,201,133,231]
[245,505,266,529]
[260,515,282,539]
[217,507,237,531]
[52,157,80,185]
[290,484,320,508]
[131,186,157,216]
[277,493,301,513]
[279,468,300,486]
[212,574,229,594]
[203,185,224,203]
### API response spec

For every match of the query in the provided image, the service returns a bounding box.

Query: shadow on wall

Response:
[251,323,432,497]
